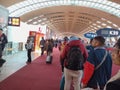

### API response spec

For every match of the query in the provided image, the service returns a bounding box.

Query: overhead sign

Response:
[8,17,20,26]
[96,28,120,37]
[84,32,97,38]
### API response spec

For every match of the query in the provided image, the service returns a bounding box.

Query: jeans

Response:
[60,74,65,90]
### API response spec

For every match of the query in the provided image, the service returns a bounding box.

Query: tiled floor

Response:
[0,50,40,82]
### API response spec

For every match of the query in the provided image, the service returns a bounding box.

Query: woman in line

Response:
[104,38,120,90]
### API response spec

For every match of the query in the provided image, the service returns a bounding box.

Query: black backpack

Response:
[65,46,84,70]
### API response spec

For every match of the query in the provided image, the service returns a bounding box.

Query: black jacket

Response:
[0,33,8,51]
[106,79,120,90]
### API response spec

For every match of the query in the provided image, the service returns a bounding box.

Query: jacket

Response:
[82,47,112,88]
[104,70,120,90]
[0,33,8,51]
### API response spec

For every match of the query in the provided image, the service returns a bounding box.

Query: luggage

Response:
[46,55,53,64]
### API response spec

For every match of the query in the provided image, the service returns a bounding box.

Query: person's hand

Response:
[81,83,87,88]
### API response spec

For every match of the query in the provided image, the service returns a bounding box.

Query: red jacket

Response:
[60,40,88,68]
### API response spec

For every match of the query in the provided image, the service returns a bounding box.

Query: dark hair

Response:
[90,38,93,44]
[64,36,68,41]
[94,36,105,45]
[0,28,3,31]
[114,38,120,49]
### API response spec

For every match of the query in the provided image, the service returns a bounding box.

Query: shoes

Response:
[26,61,31,64]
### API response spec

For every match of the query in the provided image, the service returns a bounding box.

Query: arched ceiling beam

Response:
[7,0,120,18]
[1,0,120,37]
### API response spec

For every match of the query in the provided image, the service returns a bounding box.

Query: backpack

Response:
[65,46,84,70]
[47,43,52,51]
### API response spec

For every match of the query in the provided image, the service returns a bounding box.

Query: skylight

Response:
[7,0,120,18]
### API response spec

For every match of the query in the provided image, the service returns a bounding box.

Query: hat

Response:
[0,28,3,31]
[69,36,79,41]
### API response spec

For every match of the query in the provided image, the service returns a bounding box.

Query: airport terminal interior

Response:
[0,0,120,90]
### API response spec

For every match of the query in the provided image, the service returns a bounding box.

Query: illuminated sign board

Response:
[8,17,20,26]
[84,32,97,38]
[96,28,120,37]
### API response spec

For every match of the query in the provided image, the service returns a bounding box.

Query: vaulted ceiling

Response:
[0,0,120,38]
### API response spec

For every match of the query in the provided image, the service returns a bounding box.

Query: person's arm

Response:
[60,55,64,72]
[60,44,68,72]
[83,47,88,63]
[80,43,88,63]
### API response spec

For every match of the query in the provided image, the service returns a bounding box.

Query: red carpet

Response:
[0,48,62,90]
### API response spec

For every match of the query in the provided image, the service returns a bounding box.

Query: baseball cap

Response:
[69,36,79,41]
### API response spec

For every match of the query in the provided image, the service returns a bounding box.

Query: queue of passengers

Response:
[59,35,120,90]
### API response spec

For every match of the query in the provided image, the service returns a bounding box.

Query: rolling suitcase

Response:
[46,55,53,64]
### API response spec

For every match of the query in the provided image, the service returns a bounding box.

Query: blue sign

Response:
[96,28,120,37]
[84,32,97,38]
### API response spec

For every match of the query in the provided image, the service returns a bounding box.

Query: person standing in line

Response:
[0,28,8,67]
[104,38,120,90]
[40,37,45,56]
[60,36,69,71]
[59,36,69,90]
[81,36,112,90]
[59,37,69,53]
[60,36,88,90]
[25,37,34,64]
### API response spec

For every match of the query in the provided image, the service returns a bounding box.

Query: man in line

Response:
[82,36,112,90]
